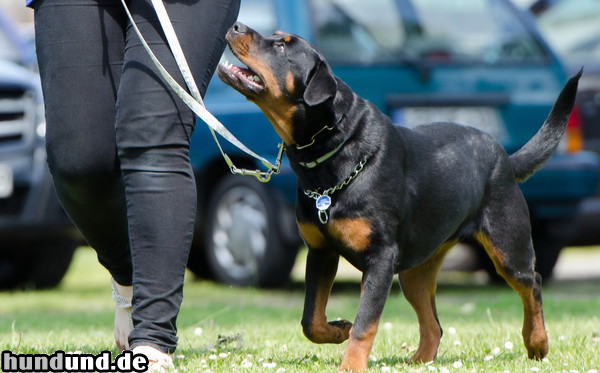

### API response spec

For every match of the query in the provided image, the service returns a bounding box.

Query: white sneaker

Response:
[132,345,175,372]
[111,278,133,352]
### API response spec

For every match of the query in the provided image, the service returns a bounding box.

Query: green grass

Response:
[1,247,599,372]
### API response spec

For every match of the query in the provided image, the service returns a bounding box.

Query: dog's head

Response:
[218,22,338,145]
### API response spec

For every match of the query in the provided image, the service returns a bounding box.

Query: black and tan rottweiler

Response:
[218,22,581,371]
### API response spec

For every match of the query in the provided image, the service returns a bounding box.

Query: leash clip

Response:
[225,142,285,183]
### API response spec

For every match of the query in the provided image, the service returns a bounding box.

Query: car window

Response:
[310,0,407,64]
[236,0,277,35]
[218,0,277,67]
[536,0,600,63]
[310,0,549,64]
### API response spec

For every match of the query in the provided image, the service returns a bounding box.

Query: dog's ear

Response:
[303,60,337,106]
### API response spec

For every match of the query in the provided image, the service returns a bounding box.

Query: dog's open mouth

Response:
[217,60,265,95]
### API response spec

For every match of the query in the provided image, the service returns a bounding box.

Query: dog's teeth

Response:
[253,75,262,82]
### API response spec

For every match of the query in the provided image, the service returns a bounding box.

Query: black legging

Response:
[33,0,240,352]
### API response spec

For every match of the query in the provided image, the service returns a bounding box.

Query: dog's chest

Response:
[297,217,373,266]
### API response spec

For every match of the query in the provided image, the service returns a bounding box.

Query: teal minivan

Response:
[188,0,600,286]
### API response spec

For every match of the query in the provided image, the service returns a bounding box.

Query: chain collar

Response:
[297,137,349,168]
[295,115,346,168]
[303,154,370,224]
[295,114,345,150]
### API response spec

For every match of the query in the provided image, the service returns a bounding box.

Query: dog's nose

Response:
[231,22,248,35]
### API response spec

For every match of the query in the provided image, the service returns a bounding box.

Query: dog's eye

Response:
[274,42,285,52]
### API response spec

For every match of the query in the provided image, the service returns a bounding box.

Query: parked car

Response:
[2,0,598,290]
[527,0,600,246]
[0,10,35,66]
[530,0,600,153]
[188,0,600,286]
[0,12,81,290]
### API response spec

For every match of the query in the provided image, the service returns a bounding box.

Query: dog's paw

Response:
[524,326,549,360]
[328,319,352,342]
[304,319,352,344]
[338,359,367,371]
[526,339,549,360]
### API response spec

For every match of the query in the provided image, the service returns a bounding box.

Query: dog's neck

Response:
[286,81,353,164]
[285,81,372,190]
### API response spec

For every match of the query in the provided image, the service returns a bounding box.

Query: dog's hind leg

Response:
[399,240,457,363]
[475,187,549,360]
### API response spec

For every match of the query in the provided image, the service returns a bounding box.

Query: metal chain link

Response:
[303,155,370,224]
[304,155,369,199]
[227,142,285,182]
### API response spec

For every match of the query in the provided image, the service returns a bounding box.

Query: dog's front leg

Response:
[339,251,395,371]
[301,248,352,344]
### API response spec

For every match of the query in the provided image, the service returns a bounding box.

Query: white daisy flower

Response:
[241,360,253,368]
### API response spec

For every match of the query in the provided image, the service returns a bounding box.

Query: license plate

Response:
[392,106,507,141]
[0,164,13,198]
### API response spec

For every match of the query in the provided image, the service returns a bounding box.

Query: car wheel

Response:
[202,174,298,287]
[0,241,77,290]
[187,236,213,280]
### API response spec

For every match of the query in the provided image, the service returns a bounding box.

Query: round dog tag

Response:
[316,195,332,211]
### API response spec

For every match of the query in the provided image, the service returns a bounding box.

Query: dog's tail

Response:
[509,69,582,182]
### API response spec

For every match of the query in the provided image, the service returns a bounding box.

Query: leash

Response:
[121,0,284,182]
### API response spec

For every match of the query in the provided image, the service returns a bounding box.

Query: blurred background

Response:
[1,0,599,291]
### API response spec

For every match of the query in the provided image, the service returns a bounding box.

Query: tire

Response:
[0,240,77,290]
[201,174,299,287]
[187,235,213,280]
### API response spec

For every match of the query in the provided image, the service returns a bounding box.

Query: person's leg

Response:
[116,0,240,352]
[34,0,131,285]
[34,0,135,351]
